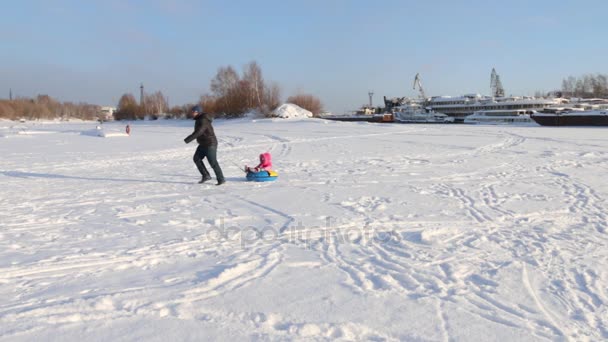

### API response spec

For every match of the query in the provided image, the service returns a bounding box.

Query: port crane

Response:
[413,73,426,100]
[491,68,505,97]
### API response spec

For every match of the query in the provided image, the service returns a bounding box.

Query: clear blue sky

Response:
[2,0,607,113]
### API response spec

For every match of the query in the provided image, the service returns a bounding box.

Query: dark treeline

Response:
[115,61,283,120]
[199,61,282,118]
[1,60,322,121]
[113,91,180,120]
[561,73,608,98]
[111,61,324,120]
[0,95,100,120]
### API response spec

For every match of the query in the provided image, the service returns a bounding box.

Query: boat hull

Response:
[323,114,393,123]
[323,116,377,122]
[531,114,608,126]
[395,119,452,124]
[394,114,454,124]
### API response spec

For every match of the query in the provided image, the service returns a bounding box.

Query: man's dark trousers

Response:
[193,145,225,181]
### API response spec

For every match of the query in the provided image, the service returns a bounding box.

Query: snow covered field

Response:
[1,119,607,341]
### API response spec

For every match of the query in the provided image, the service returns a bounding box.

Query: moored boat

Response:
[464,109,537,125]
[428,95,558,122]
[531,109,608,126]
[393,103,454,123]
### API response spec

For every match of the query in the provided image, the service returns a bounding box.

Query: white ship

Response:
[393,103,454,123]
[385,70,563,122]
[464,109,537,125]
[428,94,559,122]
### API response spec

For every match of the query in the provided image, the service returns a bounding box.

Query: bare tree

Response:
[0,101,16,119]
[208,66,244,116]
[264,81,282,114]
[203,61,284,117]
[287,93,323,116]
[199,94,217,114]
[243,61,264,109]
[115,93,139,120]
[593,74,608,97]
[563,73,608,98]
[210,66,240,99]
[167,104,193,119]
[561,76,576,97]
[144,91,169,118]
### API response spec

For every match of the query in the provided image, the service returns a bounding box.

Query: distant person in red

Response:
[184,105,226,185]
[246,153,272,173]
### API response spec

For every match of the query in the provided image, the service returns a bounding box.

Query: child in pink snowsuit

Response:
[247,152,272,172]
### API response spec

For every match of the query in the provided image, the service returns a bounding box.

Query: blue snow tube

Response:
[246,170,278,182]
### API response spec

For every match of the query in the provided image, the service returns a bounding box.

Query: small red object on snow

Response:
[126,124,131,135]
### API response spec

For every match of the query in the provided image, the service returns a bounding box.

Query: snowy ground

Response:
[1,119,607,341]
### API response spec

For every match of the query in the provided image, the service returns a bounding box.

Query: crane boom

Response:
[490,68,505,97]
[413,73,426,100]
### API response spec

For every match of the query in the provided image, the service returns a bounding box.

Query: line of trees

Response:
[10,71,608,121]
[1,61,324,121]
[561,73,608,98]
[114,90,171,120]
[196,61,324,118]
[198,61,282,118]
[0,95,100,120]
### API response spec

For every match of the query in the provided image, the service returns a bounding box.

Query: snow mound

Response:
[81,126,129,138]
[0,125,59,137]
[17,130,58,135]
[272,103,313,119]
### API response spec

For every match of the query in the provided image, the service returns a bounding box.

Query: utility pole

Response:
[9,88,12,101]
[368,91,374,107]
[140,83,144,106]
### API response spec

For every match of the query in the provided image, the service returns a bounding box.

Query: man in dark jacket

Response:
[184,105,226,185]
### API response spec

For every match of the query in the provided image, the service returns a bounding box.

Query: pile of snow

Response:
[16,130,58,135]
[0,125,59,137]
[101,131,130,138]
[81,126,129,138]
[272,103,313,119]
